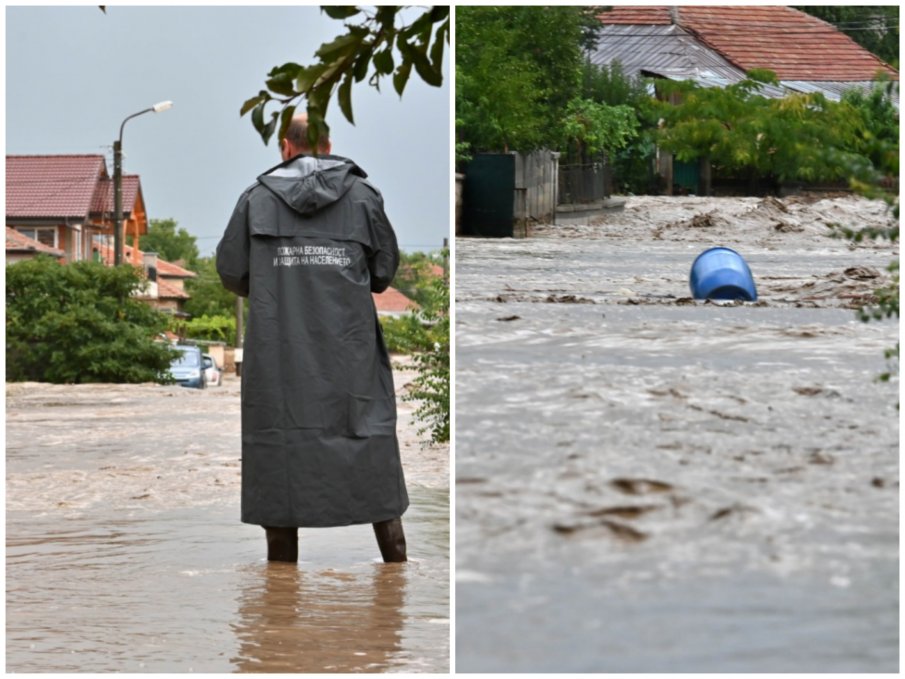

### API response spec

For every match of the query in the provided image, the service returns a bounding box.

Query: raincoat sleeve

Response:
[216,190,252,297]
[366,194,399,294]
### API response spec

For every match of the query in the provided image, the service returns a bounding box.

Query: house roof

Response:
[373,286,418,313]
[6,226,65,258]
[90,175,143,218]
[7,155,107,220]
[155,278,190,300]
[598,6,898,82]
[92,241,197,279]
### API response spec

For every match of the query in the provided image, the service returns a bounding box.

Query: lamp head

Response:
[152,100,173,113]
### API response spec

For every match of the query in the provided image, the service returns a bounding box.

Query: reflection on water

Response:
[7,489,448,672]
[231,563,406,672]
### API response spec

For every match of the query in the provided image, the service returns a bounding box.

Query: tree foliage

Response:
[456,6,590,154]
[243,6,449,147]
[184,314,236,345]
[402,275,449,444]
[6,257,176,383]
[561,98,639,158]
[128,218,199,269]
[184,256,237,320]
[651,71,877,184]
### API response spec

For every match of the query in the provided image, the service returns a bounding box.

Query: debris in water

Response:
[610,478,674,495]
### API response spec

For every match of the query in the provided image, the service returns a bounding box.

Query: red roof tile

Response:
[373,286,418,313]
[6,155,107,219]
[5,227,65,257]
[599,6,674,25]
[90,175,142,217]
[599,6,898,81]
[92,241,197,279]
[155,278,190,300]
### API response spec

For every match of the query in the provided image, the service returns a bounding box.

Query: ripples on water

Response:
[7,486,448,672]
[455,231,898,672]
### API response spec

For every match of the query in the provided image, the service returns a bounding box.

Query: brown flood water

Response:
[7,364,449,673]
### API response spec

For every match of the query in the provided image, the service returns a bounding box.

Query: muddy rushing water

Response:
[6,362,449,673]
[456,195,899,672]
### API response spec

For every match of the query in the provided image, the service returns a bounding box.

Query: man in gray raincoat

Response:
[216,115,408,563]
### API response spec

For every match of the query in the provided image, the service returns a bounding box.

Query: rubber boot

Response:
[373,517,407,563]
[264,526,298,562]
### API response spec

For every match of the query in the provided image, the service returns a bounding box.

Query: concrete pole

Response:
[113,140,123,266]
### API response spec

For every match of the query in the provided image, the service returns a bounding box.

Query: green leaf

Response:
[338,73,354,125]
[251,101,265,134]
[352,46,373,82]
[262,111,279,146]
[240,91,269,117]
[295,64,327,94]
[430,20,448,71]
[408,41,441,87]
[393,61,412,97]
[373,48,394,75]
[278,105,296,143]
[315,29,366,61]
[266,68,300,97]
[321,6,359,20]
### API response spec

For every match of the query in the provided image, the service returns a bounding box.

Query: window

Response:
[16,227,58,249]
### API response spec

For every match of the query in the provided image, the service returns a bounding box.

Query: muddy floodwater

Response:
[456,195,898,672]
[7,361,449,673]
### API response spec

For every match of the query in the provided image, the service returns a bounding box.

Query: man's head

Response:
[280,113,332,161]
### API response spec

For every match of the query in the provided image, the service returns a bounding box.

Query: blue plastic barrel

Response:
[689,247,757,301]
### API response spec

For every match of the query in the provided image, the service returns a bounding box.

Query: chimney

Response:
[143,251,159,298]
[670,6,680,25]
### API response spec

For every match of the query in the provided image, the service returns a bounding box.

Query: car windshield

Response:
[173,349,200,367]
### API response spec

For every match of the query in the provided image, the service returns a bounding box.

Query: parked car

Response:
[202,353,222,387]
[168,345,206,389]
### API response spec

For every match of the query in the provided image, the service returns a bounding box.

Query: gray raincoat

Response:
[216,154,409,527]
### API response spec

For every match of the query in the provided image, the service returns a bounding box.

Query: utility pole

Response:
[113,101,173,265]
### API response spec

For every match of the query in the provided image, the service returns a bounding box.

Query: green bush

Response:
[6,256,176,383]
[403,276,450,444]
[184,314,236,345]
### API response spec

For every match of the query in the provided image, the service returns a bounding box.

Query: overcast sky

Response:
[5,5,450,256]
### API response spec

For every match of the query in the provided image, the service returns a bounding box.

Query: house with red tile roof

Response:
[6,154,148,265]
[593,6,897,99]
[92,240,196,314]
[6,226,65,263]
[6,153,197,315]
[591,6,898,193]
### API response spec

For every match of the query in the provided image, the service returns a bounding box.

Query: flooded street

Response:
[7,362,449,672]
[456,195,899,672]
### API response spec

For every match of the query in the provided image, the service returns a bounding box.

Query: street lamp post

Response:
[113,100,173,266]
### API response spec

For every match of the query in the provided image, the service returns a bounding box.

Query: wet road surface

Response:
[456,195,899,672]
[7,364,449,673]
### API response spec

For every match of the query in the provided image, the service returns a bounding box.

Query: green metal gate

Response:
[461,154,515,237]
[673,159,700,193]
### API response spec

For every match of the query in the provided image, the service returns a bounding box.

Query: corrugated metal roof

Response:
[590,23,742,82]
[781,80,899,106]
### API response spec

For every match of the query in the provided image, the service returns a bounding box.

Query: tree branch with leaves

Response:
[241,6,449,148]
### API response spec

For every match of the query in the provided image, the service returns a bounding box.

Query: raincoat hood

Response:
[257,154,368,216]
